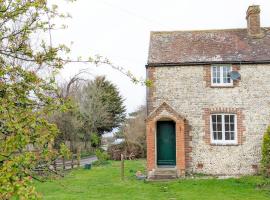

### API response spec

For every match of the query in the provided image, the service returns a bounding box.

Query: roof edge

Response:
[150,27,270,34]
[146,60,270,67]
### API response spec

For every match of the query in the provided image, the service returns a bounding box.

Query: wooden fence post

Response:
[77,146,81,168]
[71,154,74,169]
[53,160,57,171]
[121,154,124,180]
[62,156,65,170]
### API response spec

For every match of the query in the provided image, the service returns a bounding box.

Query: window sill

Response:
[210,85,234,88]
[210,143,239,146]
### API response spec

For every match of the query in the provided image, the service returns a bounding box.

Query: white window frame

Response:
[211,65,233,87]
[210,113,238,145]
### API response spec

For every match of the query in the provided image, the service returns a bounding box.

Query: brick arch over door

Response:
[146,102,191,176]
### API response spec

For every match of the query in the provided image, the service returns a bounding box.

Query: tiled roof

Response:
[147,28,270,65]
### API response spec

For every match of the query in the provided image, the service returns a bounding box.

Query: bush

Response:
[107,141,145,160]
[60,143,71,159]
[92,149,109,166]
[261,126,270,177]
[90,133,101,148]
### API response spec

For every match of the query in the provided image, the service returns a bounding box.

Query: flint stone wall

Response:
[148,64,270,175]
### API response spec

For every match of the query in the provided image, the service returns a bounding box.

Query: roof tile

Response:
[148,28,270,64]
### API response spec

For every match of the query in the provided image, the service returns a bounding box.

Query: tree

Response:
[261,126,270,177]
[51,107,82,152]
[0,1,145,198]
[122,105,146,149]
[50,72,86,152]
[51,75,126,153]
[108,106,146,160]
[79,76,126,139]
[0,1,72,198]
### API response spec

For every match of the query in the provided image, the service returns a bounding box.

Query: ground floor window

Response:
[210,114,237,144]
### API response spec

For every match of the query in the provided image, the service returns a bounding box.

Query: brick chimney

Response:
[246,5,261,37]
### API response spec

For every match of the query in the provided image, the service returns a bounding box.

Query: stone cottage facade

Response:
[146,5,270,178]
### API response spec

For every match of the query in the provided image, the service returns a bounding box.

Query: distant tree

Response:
[50,71,87,152]
[51,108,82,152]
[122,105,146,155]
[114,130,124,139]
[80,76,126,140]
[108,106,146,160]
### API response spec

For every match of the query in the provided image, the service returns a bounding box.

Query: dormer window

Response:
[211,65,233,87]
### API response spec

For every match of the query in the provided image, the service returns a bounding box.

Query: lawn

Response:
[35,160,270,200]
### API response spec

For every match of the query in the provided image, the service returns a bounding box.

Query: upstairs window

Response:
[211,65,233,86]
[210,114,237,145]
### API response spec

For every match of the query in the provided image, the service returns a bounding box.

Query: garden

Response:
[35,160,270,200]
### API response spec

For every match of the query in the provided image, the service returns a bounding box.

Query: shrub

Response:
[261,126,270,177]
[90,133,101,148]
[107,141,145,160]
[95,149,109,161]
[60,143,71,159]
[107,142,125,160]
[92,149,109,166]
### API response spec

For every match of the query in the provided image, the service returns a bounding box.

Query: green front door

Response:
[157,121,176,166]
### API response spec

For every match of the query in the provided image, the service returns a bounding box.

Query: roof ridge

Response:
[151,27,270,34]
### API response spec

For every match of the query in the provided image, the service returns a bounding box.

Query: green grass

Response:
[35,160,270,200]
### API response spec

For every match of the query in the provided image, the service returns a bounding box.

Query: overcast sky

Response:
[53,0,270,113]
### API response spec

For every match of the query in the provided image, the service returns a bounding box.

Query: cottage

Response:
[146,5,270,179]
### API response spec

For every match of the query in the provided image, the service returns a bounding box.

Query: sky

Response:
[52,0,270,113]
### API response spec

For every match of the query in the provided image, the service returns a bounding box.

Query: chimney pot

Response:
[246,5,261,37]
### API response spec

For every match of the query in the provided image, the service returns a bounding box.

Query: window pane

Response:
[225,115,229,123]
[217,115,222,123]
[230,132,235,140]
[212,123,216,132]
[217,132,222,140]
[212,115,216,123]
[223,66,231,83]
[223,67,227,83]
[230,124,234,131]
[213,132,217,140]
[230,115,234,123]
[217,123,222,131]
[212,67,217,83]
[213,67,216,75]
[225,132,230,140]
[217,67,220,83]
[225,124,230,131]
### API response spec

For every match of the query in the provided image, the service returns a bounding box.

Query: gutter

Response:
[145,60,270,67]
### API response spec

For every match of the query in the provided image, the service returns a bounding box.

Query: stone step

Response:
[152,168,178,180]
[155,168,177,172]
[153,174,177,179]
[155,170,177,175]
